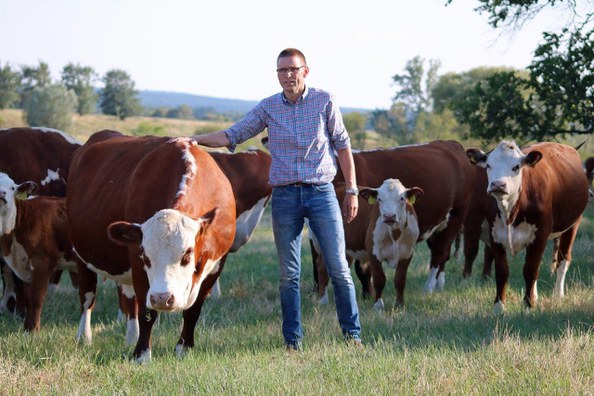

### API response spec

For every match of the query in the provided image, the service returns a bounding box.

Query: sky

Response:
[0,0,589,109]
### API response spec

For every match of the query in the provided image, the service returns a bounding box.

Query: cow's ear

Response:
[523,151,542,168]
[16,181,37,199]
[196,207,218,235]
[108,221,143,246]
[359,188,378,205]
[406,187,424,205]
[466,148,487,168]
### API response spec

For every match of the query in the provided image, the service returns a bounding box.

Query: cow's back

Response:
[67,133,235,273]
[337,140,476,236]
[0,127,81,197]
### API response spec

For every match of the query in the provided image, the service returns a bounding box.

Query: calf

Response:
[466,141,589,312]
[318,180,422,310]
[0,173,79,331]
[67,130,236,363]
[0,127,81,314]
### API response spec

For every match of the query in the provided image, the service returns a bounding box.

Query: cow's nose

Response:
[489,180,507,194]
[150,292,175,311]
[383,214,397,224]
[0,191,6,203]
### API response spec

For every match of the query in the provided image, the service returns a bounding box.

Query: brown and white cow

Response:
[0,173,80,331]
[67,130,236,363]
[0,127,81,315]
[328,140,477,296]
[318,179,423,310]
[466,141,589,312]
[208,149,272,297]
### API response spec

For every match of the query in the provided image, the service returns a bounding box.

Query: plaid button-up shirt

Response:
[225,86,351,186]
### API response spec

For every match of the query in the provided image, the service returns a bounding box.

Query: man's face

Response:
[276,55,309,97]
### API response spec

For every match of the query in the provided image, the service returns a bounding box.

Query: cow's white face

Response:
[471,141,542,214]
[139,209,204,312]
[363,179,422,228]
[0,173,36,235]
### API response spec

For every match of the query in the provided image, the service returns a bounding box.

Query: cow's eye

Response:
[181,248,194,266]
[512,165,520,172]
[486,164,491,170]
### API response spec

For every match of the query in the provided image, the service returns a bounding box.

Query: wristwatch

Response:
[345,188,359,196]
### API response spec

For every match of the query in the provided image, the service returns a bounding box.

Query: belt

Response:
[280,182,319,187]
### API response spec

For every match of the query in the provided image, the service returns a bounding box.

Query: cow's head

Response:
[107,208,217,312]
[359,178,423,227]
[467,140,542,212]
[0,172,37,235]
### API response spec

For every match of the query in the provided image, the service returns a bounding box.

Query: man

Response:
[192,48,362,351]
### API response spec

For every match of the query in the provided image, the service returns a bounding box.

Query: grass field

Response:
[1,201,592,394]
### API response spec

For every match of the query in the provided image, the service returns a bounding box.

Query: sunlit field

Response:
[1,200,592,394]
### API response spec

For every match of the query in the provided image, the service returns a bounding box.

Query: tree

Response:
[0,62,21,109]
[446,0,593,140]
[99,69,141,120]
[61,63,98,115]
[23,84,78,131]
[19,61,52,107]
[392,56,441,115]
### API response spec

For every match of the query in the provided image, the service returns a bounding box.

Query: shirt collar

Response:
[281,85,309,104]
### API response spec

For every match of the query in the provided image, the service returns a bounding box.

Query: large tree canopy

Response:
[99,69,141,120]
[445,0,593,141]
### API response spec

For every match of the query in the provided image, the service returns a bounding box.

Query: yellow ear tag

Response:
[16,191,28,200]
[367,196,377,205]
[407,195,416,205]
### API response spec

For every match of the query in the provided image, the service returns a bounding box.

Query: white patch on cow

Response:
[231,196,269,252]
[494,300,505,314]
[176,147,198,198]
[492,216,537,255]
[120,283,135,299]
[40,169,61,186]
[553,259,569,298]
[85,262,132,284]
[423,267,439,293]
[436,271,445,290]
[318,288,329,306]
[126,318,139,345]
[3,240,32,282]
[57,254,78,272]
[419,210,451,241]
[373,298,385,311]
[0,262,16,314]
[76,291,95,343]
[136,349,152,364]
[533,281,538,301]
[175,343,188,359]
[346,248,368,262]
[141,209,221,311]
[29,127,82,145]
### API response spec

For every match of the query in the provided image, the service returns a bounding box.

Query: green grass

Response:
[1,201,593,394]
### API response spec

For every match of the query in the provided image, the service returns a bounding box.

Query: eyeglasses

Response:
[276,66,305,74]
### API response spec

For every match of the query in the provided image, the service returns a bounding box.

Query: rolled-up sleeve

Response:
[326,94,350,151]
[225,104,268,152]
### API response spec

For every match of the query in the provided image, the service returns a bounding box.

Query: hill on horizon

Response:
[138,90,371,114]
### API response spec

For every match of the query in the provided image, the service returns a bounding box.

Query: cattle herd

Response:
[0,127,591,363]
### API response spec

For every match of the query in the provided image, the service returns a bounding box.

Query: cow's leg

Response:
[176,272,221,357]
[552,220,581,298]
[550,237,561,274]
[523,238,548,308]
[423,223,459,293]
[23,259,53,332]
[131,266,156,364]
[368,255,386,311]
[354,260,372,299]
[482,244,494,280]
[316,255,330,305]
[492,243,509,313]
[1,260,17,315]
[394,256,413,307]
[120,284,139,345]
[48,269,63,292]
[76,261,97,344]
[462,216,482,278]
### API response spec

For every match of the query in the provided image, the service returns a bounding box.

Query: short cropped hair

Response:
[277,48,307,65]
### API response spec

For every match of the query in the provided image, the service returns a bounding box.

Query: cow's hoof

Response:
[372,299,385,311]
[135,349,152,364]
[493,301,505,314]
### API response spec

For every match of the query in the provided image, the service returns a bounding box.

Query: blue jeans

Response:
[271,183,361,347]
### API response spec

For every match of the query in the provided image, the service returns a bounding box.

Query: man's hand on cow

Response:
[342,194,358,223]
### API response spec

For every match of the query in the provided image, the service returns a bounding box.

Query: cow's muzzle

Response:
[149,292,176,311]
